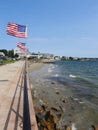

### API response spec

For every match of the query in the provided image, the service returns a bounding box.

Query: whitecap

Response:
[69,74,77,78]
[54,74,59,77]
[51,65,55,69]
[48,68,52,73]
[71,96,79,101]
[79,101,85,104]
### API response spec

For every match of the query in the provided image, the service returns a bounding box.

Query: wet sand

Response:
[28,61,45,73]
[29,62,98,130]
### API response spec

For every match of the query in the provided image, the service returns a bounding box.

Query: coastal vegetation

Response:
[0,49,16,65]
[0,49,98,66]
[2,59,15,64]
[0,59,15,65]
[0,49,14,58]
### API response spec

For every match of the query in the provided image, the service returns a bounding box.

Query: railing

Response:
[3,63,24,130]
[3,60,36,130]
[23,60,31,130]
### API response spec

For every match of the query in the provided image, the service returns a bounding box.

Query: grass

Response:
[0,60,15,65]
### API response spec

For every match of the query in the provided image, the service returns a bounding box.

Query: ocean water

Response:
[30,60,98,129]
[47,60,98,109]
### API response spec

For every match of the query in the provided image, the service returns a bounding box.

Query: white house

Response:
[14,47,31,58]
[14,47,23,58]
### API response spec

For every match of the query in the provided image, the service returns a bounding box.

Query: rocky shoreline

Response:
[29,62,98,130]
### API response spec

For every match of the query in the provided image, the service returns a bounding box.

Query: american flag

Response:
[17,42,26,49]
[20,48,26,56]
[6,22,27,38]
[17,42,26,56]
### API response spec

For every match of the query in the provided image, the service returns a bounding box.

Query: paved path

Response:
[0,61,38,130]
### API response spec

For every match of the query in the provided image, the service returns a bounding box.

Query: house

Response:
[0,52,5,57]
[14,47,31,58]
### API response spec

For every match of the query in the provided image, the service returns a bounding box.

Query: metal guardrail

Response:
[23,61,31,130]
[3,63,24,130]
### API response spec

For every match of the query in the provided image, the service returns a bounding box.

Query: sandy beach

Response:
[28,61,45,73]
[29,61,98,130]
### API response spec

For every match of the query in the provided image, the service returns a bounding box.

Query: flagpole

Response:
[25,24,28,59]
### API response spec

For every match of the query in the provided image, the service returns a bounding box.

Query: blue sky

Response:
[0,0,98,57]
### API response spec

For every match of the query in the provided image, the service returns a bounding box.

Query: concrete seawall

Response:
[0,61,38,130]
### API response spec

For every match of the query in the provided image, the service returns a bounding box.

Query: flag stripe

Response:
[6,22,27,38]
[17,42,26,49]
[20,48,26,55]
[17,42,26,56]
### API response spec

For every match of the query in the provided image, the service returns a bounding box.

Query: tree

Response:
[8,49,14,58]
[69,57,73,60]
[0,49,8,56]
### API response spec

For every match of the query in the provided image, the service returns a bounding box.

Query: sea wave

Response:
[69,74,98,88]
[69,74,79,78]
[54,74,59,77]
[48,68,53,73]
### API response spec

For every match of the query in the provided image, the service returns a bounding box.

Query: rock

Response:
[61,97,68,103]
[36,105,67,130]
[41,104,48,111]
[45,110,59,129]
[40,119,47,127]
[39,98,48,106]
[36,107,43,113]
[51,82,55,84]
[51,107,61,112]
[55,100,59,105]
[92,125,98,130]
[43,128,47,130]
[46,121,54,130]
[65,125,72,130]
[57,113,63,119]
[59,106,66,112]
[71,106,75,110]
[42,90,46,93]
[42,98,48,105]
[58,115,65,128]
[56,90,60,94]
[39,99,45,106]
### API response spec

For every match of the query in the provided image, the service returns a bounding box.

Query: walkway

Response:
[0,61,38,130]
